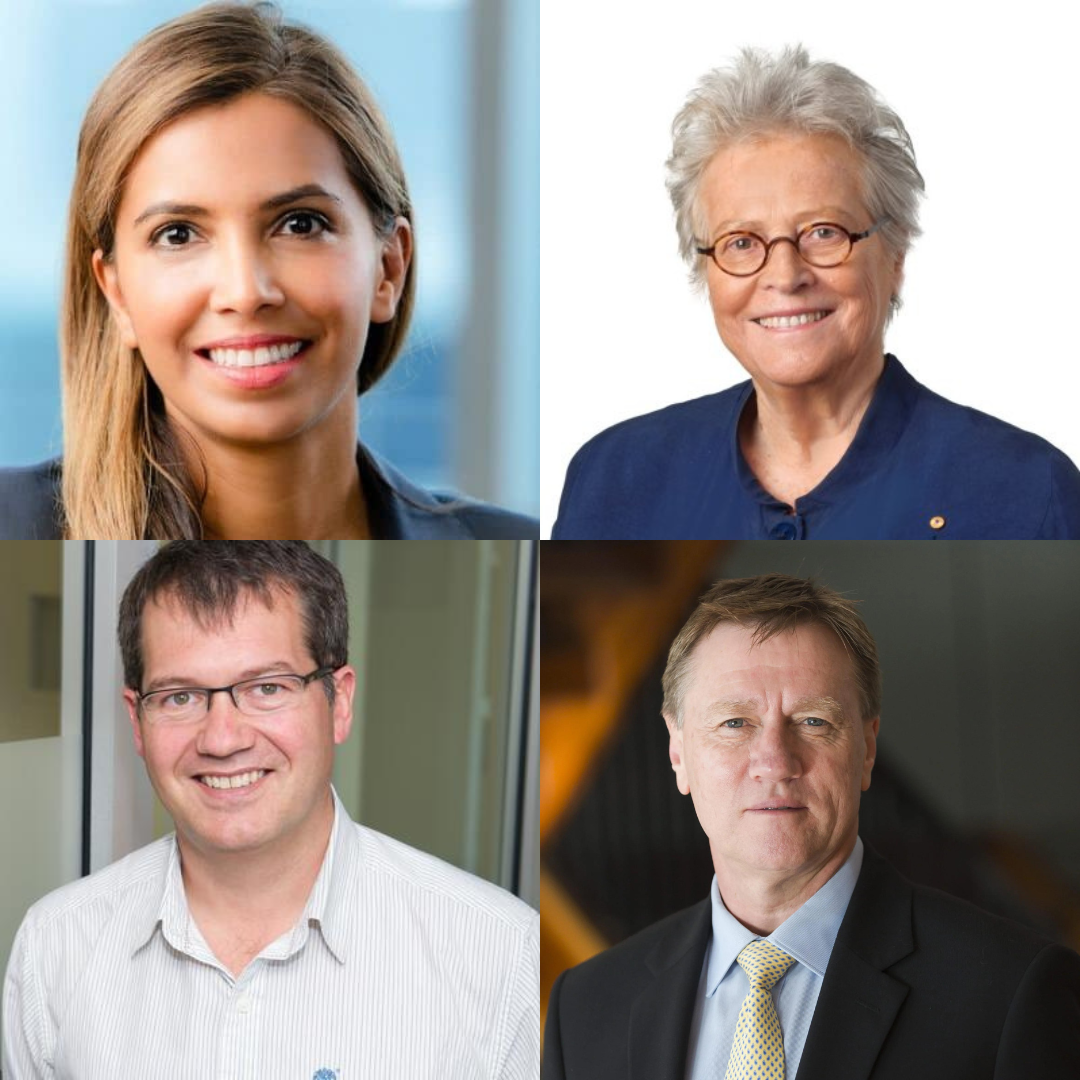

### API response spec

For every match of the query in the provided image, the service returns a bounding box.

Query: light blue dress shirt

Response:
[683,837,864,1080]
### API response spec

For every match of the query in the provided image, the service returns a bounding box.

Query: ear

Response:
[664,712,691,796]
[92,250,139,349]
[860,716,879,791]
[369,216,413,324]
[331,665,357,745]
[123,688,147,760]
[890,249,906,305]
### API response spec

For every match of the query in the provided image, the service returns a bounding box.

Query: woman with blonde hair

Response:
[0,2,536,539]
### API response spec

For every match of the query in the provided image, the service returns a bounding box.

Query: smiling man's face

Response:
[666,620,878,883]
[123,587,354,860]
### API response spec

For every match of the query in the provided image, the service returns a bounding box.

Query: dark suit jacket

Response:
[543,843,1080,1079]
[0,447,537,539]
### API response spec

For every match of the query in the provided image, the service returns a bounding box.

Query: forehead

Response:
[682,620,859,712]
[139,586,308,675]
[697,131,866,229]
[118,91,361,220]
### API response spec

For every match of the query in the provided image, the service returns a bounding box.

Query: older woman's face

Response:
[697,132,902,393]
[93,92,410,451]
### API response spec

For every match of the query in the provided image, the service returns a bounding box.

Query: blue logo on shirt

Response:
[312,1071,337,1080]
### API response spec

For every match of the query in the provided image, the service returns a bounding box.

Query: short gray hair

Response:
[666,45,924,310]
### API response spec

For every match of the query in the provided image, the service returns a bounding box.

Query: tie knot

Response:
[736,939,795,991]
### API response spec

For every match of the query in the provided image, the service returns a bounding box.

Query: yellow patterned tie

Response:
[724,939,796,1080]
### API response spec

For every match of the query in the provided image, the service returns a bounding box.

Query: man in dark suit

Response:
[543,574,1080,1079]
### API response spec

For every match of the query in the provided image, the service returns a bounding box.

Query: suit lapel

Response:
[795,843,915,1080]
[629,900,712,1080]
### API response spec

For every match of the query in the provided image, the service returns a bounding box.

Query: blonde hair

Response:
[661,573,881,727]
[61,1,416,538]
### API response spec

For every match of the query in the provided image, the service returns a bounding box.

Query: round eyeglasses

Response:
[695,219,888,277]
[136,666,335,723]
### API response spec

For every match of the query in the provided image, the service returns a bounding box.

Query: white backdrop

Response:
[539,0,1080,533]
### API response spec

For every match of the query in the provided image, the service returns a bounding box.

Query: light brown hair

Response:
[661,573,881,726]
[62,1,415,538]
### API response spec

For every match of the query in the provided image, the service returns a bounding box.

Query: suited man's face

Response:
[666,621,878,884]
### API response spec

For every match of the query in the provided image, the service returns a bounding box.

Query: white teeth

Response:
[200,770,266,790]
[206,341,305,367]
[756,311,828,329]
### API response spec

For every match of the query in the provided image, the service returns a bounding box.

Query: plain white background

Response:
[539,1,1080,534]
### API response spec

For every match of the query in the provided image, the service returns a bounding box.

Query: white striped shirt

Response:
[3,795,539,1080]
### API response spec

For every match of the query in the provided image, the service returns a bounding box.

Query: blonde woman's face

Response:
[94,92,410,450]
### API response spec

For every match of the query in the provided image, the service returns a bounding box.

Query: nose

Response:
[757,237,815,292]
[209,234,285,315]
[747,723,803,782]
[195,690,256,758]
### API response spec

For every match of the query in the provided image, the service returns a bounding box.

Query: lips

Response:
[197,769,268,791]
[753,310,832,329]
[194,337,312,369]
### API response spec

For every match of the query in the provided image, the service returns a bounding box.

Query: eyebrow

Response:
[132,183,343,228]
[701,695,847,722]
[141,661,298,693]
[710,209,855,235]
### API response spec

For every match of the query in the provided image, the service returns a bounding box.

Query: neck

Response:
[178,791,335,952]
[740,352,886,506]
[713,831,857,936]
[169,401,370,539]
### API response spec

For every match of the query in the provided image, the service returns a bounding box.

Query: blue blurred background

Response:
[0,0,537,516]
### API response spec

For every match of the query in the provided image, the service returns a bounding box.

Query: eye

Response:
[803,716,828,727]
[150,222,198,248]
[721,233,759,254]
[722,718,746,728]
[254,681,285,696]
[163,690,192,707]
[276,210,332,238]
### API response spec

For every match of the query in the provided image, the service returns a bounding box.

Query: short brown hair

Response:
[118,541,348,697]
[661,573,881,726]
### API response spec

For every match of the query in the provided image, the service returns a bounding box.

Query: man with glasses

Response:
[3,541,538,1079]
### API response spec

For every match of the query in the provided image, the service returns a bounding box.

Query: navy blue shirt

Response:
[552,356,1080,539]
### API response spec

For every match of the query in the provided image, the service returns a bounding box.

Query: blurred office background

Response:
[0,539,538,1054]
[0,0,537,516]
[540,542,1080,1025]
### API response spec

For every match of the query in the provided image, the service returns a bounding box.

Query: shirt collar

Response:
[732,355,921,515]
[129,787,360,966]
[704,836,864,996]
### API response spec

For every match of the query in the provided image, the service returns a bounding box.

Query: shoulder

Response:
[17,838,168,937]
[10,838,171,1002]
[886,363,1080,536]
[552,386,749,539]
[569,385,748,466]
[908,373,1080,490]
[354,822,537,938]
[556,898,709,1000]
[0,458,63,539]
[360,445,538,539]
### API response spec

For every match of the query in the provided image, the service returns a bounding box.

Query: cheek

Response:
[122,261,208,350]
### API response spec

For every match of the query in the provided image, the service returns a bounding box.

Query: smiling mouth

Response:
[197,341,311,368]
[753,311,831,329]
[198,770,267,791]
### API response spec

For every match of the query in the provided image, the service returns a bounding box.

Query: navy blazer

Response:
[543,842,1080,1079]
[0,448,537,539]
[553,357,1080,539]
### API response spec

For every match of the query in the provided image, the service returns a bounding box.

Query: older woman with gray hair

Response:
[552,46,1080,539]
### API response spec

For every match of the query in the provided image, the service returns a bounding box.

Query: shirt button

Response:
[929,515,946,531]
[770,521,797,540]
[236,993,251,1014]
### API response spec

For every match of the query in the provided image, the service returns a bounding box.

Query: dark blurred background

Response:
[539,541,1080,1023]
